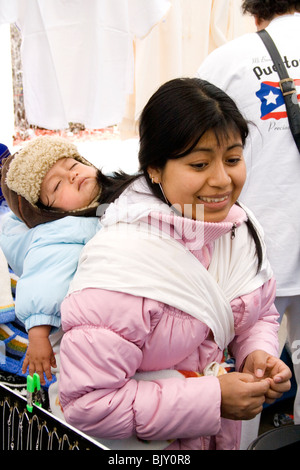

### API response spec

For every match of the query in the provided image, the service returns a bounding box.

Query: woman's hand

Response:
[243,350,292,404]
[218,372,270,420]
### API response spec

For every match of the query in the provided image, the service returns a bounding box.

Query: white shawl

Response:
[69,179,273,351]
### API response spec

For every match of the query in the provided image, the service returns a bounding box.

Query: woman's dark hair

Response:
[242,0,300,20]
[101,78,262,269]
[99,78,249,202]
[97,170,137,205]
[138,78,249,197]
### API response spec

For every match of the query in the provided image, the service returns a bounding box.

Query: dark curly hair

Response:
[242,0,300,20]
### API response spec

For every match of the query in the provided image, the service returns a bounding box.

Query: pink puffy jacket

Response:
[59,204,279,450]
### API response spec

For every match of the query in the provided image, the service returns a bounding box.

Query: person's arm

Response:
[59,290,271,441]
[229,278,291,399]
[1,216,99,331]
[16,217,99,329]
[59,291,223,440]
[22,325,56,384]
[229,278,280,371]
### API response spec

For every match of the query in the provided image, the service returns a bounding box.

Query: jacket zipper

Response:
[231,222,237,239]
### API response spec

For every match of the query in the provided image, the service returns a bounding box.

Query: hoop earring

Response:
[149,174,155,184]
[159,183,169,205]
[149,174,169,205]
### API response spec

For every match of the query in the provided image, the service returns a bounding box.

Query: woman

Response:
[59,78,291,450]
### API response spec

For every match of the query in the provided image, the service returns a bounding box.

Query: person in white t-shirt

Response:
[197,0,300,426]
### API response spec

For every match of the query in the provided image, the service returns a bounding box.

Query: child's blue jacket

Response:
[0,212,100,331]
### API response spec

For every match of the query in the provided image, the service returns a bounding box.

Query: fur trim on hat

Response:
[6,136,93,205]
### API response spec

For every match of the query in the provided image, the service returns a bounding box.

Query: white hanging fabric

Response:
[0,0,170,129]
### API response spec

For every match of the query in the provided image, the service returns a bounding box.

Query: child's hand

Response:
[243,350,292,404]
[22,325,57,385]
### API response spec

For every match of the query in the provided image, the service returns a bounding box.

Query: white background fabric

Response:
[0,0,170,129]
[0,0,255,136]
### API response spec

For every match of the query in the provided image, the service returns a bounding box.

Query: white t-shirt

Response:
[0,0,170,129]
[197,13,300,296]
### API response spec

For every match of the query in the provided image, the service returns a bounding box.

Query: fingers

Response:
[267,357,292,384]
[27,361,46,385]
[35,368,46,385]
[265,376,292,404]
[22,355,29,375]
[238,374,271,419]
[239,362,292,411]
[240,373,270,393]
[43,361,54,382]
[50,354,57,369]
[252,351,269,379]
[219,373,270,420]
[269,377,291,394]
[21,358,54,385]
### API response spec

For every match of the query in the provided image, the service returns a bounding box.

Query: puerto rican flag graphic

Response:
[256,79,300,120]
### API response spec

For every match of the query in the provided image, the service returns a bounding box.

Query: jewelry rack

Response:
[0,383,108,451]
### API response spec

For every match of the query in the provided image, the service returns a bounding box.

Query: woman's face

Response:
[39,157,99,211]
[148,129,246,223]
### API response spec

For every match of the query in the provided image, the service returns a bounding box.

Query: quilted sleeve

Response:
[59,289,222,441]
[230,277,280,371]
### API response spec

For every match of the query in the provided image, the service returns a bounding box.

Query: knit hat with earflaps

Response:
[0,136,101,228]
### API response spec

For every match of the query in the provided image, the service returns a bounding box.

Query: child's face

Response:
[148,129,246,223]
[39,157,99,211]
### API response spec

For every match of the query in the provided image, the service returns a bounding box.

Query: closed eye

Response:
[69,162,78,170]
[53,181,61,192]
[190,162,208,170]
[226,157,243,165]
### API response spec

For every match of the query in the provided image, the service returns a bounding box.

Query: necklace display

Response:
[0,384,105,451]
[1,397,80,450]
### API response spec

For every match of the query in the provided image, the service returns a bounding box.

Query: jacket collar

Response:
[147,204,247,251]
[101,176,247,250]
